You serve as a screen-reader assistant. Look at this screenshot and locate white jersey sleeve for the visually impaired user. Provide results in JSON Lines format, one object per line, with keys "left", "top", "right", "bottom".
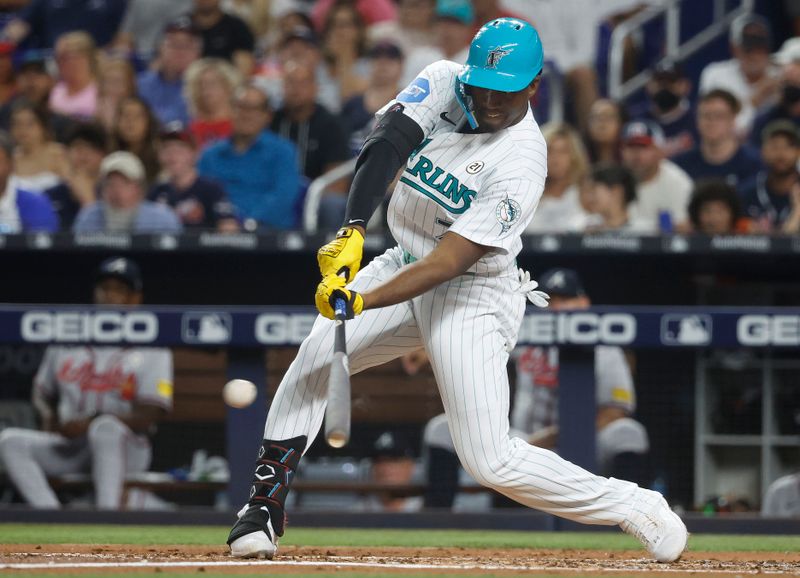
{"left": 377, "top": 60, "right": 464, "bottom": 138}
{"left": 449, "top": 171, "right": 543, "bottom": 254}
{"left": 32, "top": 346, "right": 59, "bottom": 400}
{"left": 594, "top": 346, "right": 635, "bottom": 413}
{"left": 132, "top": 348, "right": 174, "bottom": 411}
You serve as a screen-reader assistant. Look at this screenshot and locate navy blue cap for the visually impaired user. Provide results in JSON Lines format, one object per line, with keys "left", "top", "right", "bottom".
{"left": 95, "top": 257, "right": 143, "bottom": 292}
{"left": 538, "top": 268, "right": 585, "bottom": 298}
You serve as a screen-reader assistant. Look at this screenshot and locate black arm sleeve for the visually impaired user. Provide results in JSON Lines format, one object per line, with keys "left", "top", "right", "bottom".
{"left": 342, "top": 104, "right": 425, "bottom": 228}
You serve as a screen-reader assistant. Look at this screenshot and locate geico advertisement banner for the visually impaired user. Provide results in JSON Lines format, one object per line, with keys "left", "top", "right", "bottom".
{"left": 3, "top": 307, "right": 800, "bottom": 347}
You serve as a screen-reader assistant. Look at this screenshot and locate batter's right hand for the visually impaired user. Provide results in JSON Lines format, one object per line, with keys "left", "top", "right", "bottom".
{"left": 317, "top": 227, "right": 364, "bottom": 283}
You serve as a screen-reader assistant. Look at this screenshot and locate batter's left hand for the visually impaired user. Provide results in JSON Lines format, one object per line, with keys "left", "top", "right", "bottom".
{"left": 315, "top": 276, "right": 364, "bottom": 320}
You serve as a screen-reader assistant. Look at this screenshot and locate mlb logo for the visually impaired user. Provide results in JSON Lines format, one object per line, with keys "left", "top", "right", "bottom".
{"left": 182, "top": 313, "right": 232, "bottom": 344}
{"left": 660, "top": 314, "right": 712, "bottom": 346}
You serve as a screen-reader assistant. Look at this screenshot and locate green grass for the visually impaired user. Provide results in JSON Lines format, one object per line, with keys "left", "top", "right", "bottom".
{"left": 0, "top": 524, "right": 798, "bottom": 552}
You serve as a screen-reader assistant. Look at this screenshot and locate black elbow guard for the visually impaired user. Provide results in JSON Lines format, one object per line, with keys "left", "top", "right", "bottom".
{"left": 363, "top": 104, "right": 424, "bottom": 162}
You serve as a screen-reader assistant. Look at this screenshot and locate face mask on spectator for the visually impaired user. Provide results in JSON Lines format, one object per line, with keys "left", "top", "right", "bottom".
{"left": 782, "top": 84, "right": 800, "bottom": 106}
{"left": 652, "top": 88, "right": 680, "bottom": 112}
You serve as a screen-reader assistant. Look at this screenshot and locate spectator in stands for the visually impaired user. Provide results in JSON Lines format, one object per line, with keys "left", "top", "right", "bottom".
{"left": 74, "top": 151, "right": 181, "bottom": 233}
{"left": 510, "top": 0, "right": 605, "bottom": 133}
{"left": 341, "top": 41, "right": 404, "bottom": 156}
{"left": 267, "top": 26, "right": 340, "bottom": 115}
{"left": 321, "top": 1, "right": 370, "bottom": 109}
{"left": 0, "top": 51, "right": 74, "bottom": 143}
{"left": 198, "top": 83, "right": 300, "bottom": 230}
{"left": 750, "top": 38, "right": 800, "bottom": 148}
{"left": 1, "top": 0, "right": 127, "bottom": 49}
{"left": 137, "top": 17, "right": 202, "bottom": 128}
{"left": 0, "top": 256, "right": 174, "bottom": 510}
{"left": 782, "top": 186, "right": 800, "bottom": 235}
{"left": 271, "top": 60, "right": 350, "bottom": 226}
{"left": 273, "top": 59, "right": 351, "bottom": 181}
{"left": 621, "top": 120, "right": 693, "bottom": 232}
{"left": 402, "top": 0, "right": 473, "bottom": 86}
{"left": 526, "top": 123, "right": 590, "bottom": 233}
{"left": 0, "top": 131, "right": 58, "bottom": 233}
{"left": 111, "top": 96, "right": 162, "bottom": 186}
{"left": 10, "top": 100, "right": 66, "bottom": 194}
{"left": 582, "top": 163, "right": 648, "bottom": 232}
{"left": 739, "top": 120, "right": 800, "bottom": 233}
{"left": 687, "top": 180, "right": 748, "bottom": 236}
{"left": 313, "top": 0, "right": 397, "bottom": 32}
{"left": 113, "top": 0, "right": 194, "bottom": 61}
{"left": 585, "top": 98, "right": 626, "bottom": 164}
{"left": 698, "top": 14, "right": 780, "bottom": 136}
{"left": 150, "top": 121, "right": 238, "bottom": 231}
{"left": 0, "top": 42, "right": 16, "bottom": 107}
{"left": 192, "top": 0, "right": 255, "bottom": 76}
{"left": 95, "top": 58, "right": 137, "bottom": 133}
{"left": 223, "top": 0, "right": 274, "bottom": 45}
{"left": 45, "top": 123, "right": 106, "bottom": 229}
{"left": 630, "top": 60, "right": 695, "bottom": 158}
{"left": 184, "top": 58, "right": 242, "bottom": 148}
{"left": 48, "top": 32, "right": 100, "bottom": 121}
{"left": 674, "top": 90, "right": 762, "bottom": 189}
{"left": 371, "top": 0, "right": 438, "bottom": 63}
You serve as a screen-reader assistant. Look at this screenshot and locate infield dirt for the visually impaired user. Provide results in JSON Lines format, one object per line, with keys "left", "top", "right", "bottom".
{"left": 1, "top": 544, "right": 799, "bottom": 576}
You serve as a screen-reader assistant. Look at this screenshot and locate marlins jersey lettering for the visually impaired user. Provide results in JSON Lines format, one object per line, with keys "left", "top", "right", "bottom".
{"left": 33, "top": 346, "right": 174, "bottom": 422}
{"left": 382, "top": 60, "right": 547, "bottom": 275}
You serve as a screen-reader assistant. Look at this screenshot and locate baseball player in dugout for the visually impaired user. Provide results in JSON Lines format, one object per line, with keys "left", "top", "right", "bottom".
{"left": 0, "top": 257, "right": 174, "bottom": 510}
{"left": 229, "top": 19, "right": 688, "bottom": 562}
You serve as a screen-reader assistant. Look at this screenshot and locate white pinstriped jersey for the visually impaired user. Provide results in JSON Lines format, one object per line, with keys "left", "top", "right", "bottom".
{"left": 381, "top": 60, "right": 547, "bottom": 276}
{"left": 33, "top": 346, "right": 174, "bottom": 422}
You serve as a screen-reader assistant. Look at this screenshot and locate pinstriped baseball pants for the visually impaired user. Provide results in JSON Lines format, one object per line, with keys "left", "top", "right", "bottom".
{"left": 265, "top": 247, "right": 638, "bottom": 525}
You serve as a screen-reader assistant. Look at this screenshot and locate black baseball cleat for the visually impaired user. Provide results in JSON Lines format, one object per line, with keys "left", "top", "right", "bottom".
{"left": 228, "top": 504, "right": 278, "bottom": 559}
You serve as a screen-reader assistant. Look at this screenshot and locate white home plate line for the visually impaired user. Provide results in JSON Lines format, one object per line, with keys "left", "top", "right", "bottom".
{"left": 0, "top": 559, "right": 790, "bottom": 574}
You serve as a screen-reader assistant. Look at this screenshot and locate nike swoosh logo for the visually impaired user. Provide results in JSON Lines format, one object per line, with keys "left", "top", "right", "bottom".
{"left": 440, "top": 112, "right": 456, "bottom": 126}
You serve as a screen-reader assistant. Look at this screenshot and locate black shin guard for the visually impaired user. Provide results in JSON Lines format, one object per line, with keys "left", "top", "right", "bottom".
{"left": 227, "top": 435, "right": 306, "bottom": 545}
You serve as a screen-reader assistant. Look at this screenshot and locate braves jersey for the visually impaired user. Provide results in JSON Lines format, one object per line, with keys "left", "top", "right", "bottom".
{"left": 33, "top": 346, "right": 174, "bottom": 423}
{"left": 511, "top": 345, "right": 635, "bottom": 433}
{"left": 382, "top": 60, "right": 547, "bottom": 276}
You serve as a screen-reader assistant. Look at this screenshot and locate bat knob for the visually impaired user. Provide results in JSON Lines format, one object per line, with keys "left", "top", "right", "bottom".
{"left": 326, "top": 432, "right": 348, "bottom": 448}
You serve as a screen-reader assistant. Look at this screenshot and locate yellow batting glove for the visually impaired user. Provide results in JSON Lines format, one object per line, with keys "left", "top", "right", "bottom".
{"left": 317, "top": 227, "right": 364, "bottom": 282}
{"left": 315, "top": 276, "right": 364, "bottom": 320}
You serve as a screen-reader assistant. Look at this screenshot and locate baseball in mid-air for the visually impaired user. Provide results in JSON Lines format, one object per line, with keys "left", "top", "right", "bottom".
{"left": 223, "top": 379, "right": 257, "bottom": 408}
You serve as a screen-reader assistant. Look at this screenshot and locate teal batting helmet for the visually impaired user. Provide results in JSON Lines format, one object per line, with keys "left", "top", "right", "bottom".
{"left": 456, "top": 18, "right": 544, "bottom": 128}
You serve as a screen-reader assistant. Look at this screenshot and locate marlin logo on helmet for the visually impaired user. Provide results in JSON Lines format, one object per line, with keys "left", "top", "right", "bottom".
{"left": 486, "top": 46, "right": 512, "bottom": 69}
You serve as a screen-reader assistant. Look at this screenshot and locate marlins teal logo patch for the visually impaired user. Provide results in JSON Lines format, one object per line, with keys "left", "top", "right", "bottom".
{"left": 486, "top": 47, "right": 512, "bottom": 69}
{"left": 496, "top": 197, "right": 521, "bottom": 233}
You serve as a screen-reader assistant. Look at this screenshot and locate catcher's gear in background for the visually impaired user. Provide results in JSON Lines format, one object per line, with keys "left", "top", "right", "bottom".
{"left": 315, "top": 276, "right": 363, "bottom": 320}
{"left": 317, "top": 227, "right": 364, "bottom": 282}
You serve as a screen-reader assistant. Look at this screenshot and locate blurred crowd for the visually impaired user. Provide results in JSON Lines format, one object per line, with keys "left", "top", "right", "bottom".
{"left": 0, "top": 0, "right": 799, "bottom": 236}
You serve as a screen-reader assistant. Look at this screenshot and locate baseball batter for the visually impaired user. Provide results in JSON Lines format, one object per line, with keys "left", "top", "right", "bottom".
{"left": 228, "top": 19, "right": 687, "bottom": 562}
{"left": 0, "top": 257, "right": 173, "bottom": 510}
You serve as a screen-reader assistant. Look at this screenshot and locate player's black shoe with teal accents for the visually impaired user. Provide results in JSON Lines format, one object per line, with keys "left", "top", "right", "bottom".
{"left": 621, "top": 488, "right": 688, "bottom": 562}
{"left": 227, "top": 435, "right": 306, "bottom": 559}
{"left": 228, "top": 503, "right": 278, "bottom": 559}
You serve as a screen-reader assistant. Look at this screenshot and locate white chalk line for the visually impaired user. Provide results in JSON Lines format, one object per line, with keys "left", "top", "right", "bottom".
{"left": 0, "top": 558, "right": 794, "bottom": 574}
